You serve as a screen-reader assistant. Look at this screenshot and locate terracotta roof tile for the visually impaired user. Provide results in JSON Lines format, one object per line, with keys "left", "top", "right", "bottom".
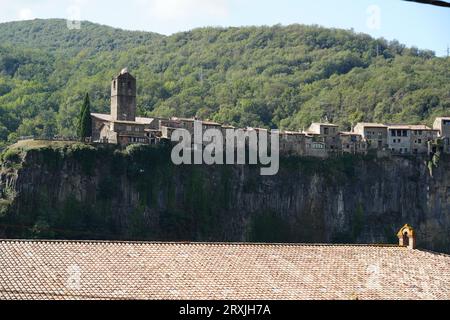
{"left": 90, "top": 113, "right": 154, "bottom": 125}
{"left": 387, "top": 124, "right": 434, "bottom": 130}
{"left": 355, "top": 123, "right": 387, "bottom": 128}
{"left": 1, "top": 240, "right": 449, "bottom": 300}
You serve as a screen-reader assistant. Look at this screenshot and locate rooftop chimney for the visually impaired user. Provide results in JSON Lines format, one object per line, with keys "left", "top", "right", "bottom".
{"left": 397, "top": 224, "right": 416, "bottom": 249}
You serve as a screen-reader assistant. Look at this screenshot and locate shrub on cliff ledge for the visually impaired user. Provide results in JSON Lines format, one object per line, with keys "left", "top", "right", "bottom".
{"left": 0, "top": 199, "right": 12, "bottom": 216}
{"left": 124, "top": 143, "right": 172, "bottom": 165}
{"left": 1, "top": 148, "right": 22, "bottom": 164}
{"left": 65, "top": 143, "right": 97, "bottom": 174}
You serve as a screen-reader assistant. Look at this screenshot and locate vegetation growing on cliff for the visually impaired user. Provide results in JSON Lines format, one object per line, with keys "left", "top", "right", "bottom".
{"left": 0, "top": 141, "right": 449, "bottom": 252}
{"left": 0, "top": 19, "right": 449, "bottom": 150}
{"left": 0, "top": 141, "right": 356, "bottom": 241}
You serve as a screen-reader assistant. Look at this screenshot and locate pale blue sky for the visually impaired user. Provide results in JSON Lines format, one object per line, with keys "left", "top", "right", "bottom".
{"left": 0, "top": 0, "right": 449, "bottom": 56}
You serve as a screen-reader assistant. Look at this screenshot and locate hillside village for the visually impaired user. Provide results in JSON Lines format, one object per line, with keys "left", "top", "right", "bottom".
{"left": 91, "top": 69, "right": 450, "bottom": 158}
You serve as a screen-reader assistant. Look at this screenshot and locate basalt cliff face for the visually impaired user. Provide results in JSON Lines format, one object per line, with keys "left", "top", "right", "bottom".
{"left": 0, "top": 143, "right": 449, "bottom": 253}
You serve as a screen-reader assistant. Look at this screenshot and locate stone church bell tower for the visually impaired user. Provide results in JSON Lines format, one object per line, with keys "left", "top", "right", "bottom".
{"left": 111, "top": 68, "right": 136, "bottom": 121}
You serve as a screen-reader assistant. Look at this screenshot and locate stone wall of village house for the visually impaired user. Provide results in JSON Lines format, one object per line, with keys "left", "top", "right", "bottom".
{"left": 411, "top": 130, "right": 437, "bottom": 154}
{"left": 388, "top": 129, "right": 412, "bottom": 154}
{"left": 362, "top": 128, "right": 388, "bottom": 150}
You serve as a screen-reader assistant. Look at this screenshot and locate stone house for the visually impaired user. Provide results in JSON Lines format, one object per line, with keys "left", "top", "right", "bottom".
{"left": 340, "top": 132, "right": 367, "bottom": 154}
{"left": 304, "top": 134, "right": 328, "bottom": 158}
{"left": 353, "top": 123, "right": 388, "bottom": 151}
{"left": 433, "top": 117, "right": 450, "bottom": 153}
{"left": 410, "top": 125, "right": 439, "bottom": 154}
{"left": 279, "top": 131, "right": 307, "bottom": 156}
{"left": 387, "top": 124, "right": 438, "bottom": 154}
{"left": 434, "top": 117, "right": 450, "bottom": 137}
{"left": 160, "top": 117, "right": 222, "bottom": 140}
{"left": 305, "top": 123, "right": 340, "bottom": 152}
{"left": 387, "top": 125, "right": 412, "bottom": 154}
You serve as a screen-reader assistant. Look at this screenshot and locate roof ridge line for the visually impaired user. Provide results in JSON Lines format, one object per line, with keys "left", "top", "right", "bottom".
{"left": 0, "top": 239, "right": 403, "bottom": 247}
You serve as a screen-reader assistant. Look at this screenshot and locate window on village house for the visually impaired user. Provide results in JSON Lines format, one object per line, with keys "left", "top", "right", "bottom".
{"left": 324, "top": 128, "right": 329, "bottom": 135}
{"left": 391, "top": 130, "right": 396, "bottom": 136}
{"left": 126, "top": 126, "right": 132, "bottom": 131}
{"left": 418, "top": 139, "right": 422, "bottom": 144}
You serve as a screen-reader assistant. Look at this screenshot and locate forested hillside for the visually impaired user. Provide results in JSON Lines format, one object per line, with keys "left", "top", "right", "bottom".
{"left": 0, "top": 19, "right": 449, "bottom": 149}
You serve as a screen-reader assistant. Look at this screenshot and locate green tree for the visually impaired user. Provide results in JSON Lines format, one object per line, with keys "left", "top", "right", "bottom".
{"left": 77, "top": 93, "right": 92, "bottom": 140}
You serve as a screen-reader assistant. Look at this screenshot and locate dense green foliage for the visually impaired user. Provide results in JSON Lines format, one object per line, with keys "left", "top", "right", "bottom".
{"left": 0, "top": 19, "right": 449, "bottom": 150}
{"left": 77, "top": 93, "right": 92, "bottom": 139}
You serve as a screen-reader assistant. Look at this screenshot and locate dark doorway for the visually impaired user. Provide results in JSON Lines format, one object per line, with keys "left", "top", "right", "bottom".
{"left": 403, "top": 231, "right": 409, "bottom": 247}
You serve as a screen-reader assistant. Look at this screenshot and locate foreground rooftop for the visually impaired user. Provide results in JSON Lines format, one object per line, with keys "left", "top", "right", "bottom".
{"left": 1, "top": 240, "right": 449, "bottom": 300}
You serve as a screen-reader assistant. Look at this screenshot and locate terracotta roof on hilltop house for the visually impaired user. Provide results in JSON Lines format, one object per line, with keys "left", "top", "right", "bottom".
{"left": 387, "top": 124, "right": 434, "bottom": 130}
{"left": 354, "top": 123, "right": 387, "bottom": 128}
{"left": 281, "top": 130, "right": 305, "bottom": 135}
{"left": 90, "top": 113, "right": 154, "bottom": 125}
{"left": 1, "top": 240, "right": 450, "bottom": 300}
{"left": 170, "top": 117, "right": 221, "bottom": 126}
{"left": 309, "top": 122, "right": 339, "bottom": 126}
{"left": 221, "top": 125, "right": 235, "bottom": 129}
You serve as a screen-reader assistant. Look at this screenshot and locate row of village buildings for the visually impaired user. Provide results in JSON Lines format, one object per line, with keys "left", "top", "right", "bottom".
{"left": 92, "top": 112, "right": 450, "bottom": 157}
{"left": 91, "top": 69, "right": 450, "bottom": 158}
